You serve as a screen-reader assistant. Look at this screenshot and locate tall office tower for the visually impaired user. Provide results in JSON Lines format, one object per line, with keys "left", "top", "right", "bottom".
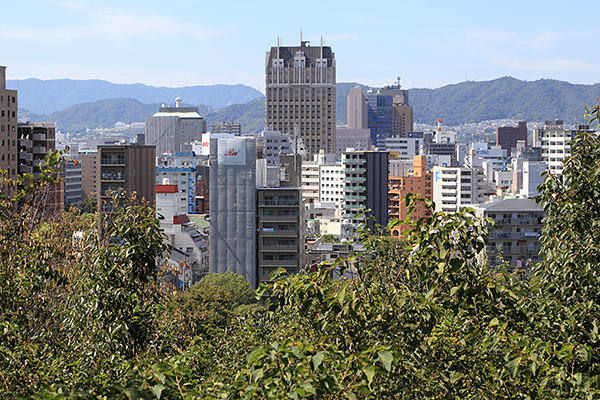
{"left": 265, "top": 37, "right": 336, "bottom": 158}
{"left": 496, "top": 122, "right": 527, "bottom": 156}
{"left": 210, "top": 120, "right": 242, "bottom": 135}
{"left": 392, "top": 97, "right": 413, "bottom": 137}
{"left": 0, "top": 66, "right": 18, "bottom": 179}
{"left": 388, "top": 155, "right": 432, "bottom": 236}
{"left": 341, "top": 150, "right": 389, "bottom": 239}
{"left": 361, "top": 79, "right": 413, "bottom": 148}
{"left": 366, "top": 93, "right": 393, "bottom": 148}
{"left": 97, "top": 144, "right": 156, "bottom": 212}
{"left": 145, "top": 98, "right": 207, "bottom": 157}
{"left": 209, "top": 137, "right": 257, "bottom": 287}
{"left": 347, "top": 87, "right": 367, "bottom": 129}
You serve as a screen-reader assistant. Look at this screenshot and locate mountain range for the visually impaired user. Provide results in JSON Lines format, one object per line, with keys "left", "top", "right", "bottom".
{"left": 7, "top": 78, "right": 264, "bottom": 114}
{"left": 14, "top": 77, "right": 600, "bottom": 135}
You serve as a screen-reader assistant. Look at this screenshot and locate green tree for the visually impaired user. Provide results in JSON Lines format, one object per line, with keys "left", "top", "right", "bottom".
{"left": 75, "top": 194, "right": 97, "bottom": 214}
{"left": 320, "top": 234, "right": 339, "bottom": 244}
{"left": 194, "top": 271, "right": 257, "bottom": 309}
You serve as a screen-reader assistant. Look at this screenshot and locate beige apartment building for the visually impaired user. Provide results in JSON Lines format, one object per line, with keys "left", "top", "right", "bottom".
{"left": 0, "top": 66, "right": 18, "bottom": 178}
{"left": 265, "top": 38, "right": 336, "bottom": 157}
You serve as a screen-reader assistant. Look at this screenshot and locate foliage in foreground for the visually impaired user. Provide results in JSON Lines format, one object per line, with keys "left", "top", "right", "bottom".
{"left": 2, "top": 106, "right": 600, "bottom": 398}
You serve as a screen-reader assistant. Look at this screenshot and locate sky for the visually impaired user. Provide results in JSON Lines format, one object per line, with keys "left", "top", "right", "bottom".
{"left": 1, "top": 0, "right": 600, "bottom": 92}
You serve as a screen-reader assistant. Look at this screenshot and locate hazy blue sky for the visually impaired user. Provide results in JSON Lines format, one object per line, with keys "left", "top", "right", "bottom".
{"left": 2, "top": 0, "right": 599, "bottom": 92}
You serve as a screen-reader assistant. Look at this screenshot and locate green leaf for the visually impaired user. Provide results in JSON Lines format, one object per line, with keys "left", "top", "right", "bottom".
{"left": 378, "top": 350, "right": 393, "bottom": 372}
{"left": 363, "top": 365, "right": 375, "bottom": 384}
{"left": 312, "top": 352, "right": 324, "bottom": 371}
{"left": 507, "top": 356, "right": 521, "bottom": 378}
{"left": 151, "top": 384, "right": 165, "bottom": 399}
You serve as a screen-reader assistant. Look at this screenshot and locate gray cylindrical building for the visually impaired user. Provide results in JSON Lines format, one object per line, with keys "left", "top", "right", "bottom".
{"left": 209, "top": 137, "right": 257, "bottom": 288}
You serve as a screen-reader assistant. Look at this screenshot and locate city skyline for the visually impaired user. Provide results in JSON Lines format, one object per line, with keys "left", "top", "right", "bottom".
{"left": 1, "top": 1, "right": 599, "bottom": 92}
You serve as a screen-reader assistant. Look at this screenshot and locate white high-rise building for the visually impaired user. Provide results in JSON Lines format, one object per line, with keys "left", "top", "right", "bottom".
{"left": 533, "top": 120, "right": 593, "bottom": 175}
{"left": 432, "top": 165, "right": 490, "bottom": 213}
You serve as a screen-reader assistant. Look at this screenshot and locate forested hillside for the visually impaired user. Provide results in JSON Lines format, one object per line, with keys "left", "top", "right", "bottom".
{"left": 17, "top": 77, "right": 600, "bottom": 135}
{"left": 7, "top": 78, "right": 263, "bottom": 114}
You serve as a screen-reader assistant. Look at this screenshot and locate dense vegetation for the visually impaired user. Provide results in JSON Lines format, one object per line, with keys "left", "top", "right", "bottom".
{"left": 2, "top": 106, "right": 600, "bottom": 398}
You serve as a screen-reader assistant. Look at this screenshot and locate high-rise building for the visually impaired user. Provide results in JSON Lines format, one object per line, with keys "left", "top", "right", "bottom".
{"left": 341, "top": 151, "right": 389, "bottom": 238}
{"left": 97, "top": 144, "right": 156, "bottom": 212}
{"left": 0, "top": 66, "right": 18, "bottom": 179}
{"left": 17, "top": 122, "right": 64, "bottom": 212}
{"left": 209, "top": 137, "right": 257, "bottom": 286}
{"left": 79, "top": 151, "right": 98, "bottom": 201}
{"left": 145, "top": 98, "right": 206, "bottom": 157}
{"left": 432, "top": 164, "right": 489, "bottom": 213}
{"left": 533, "top": 120, "right": 592, "bottom": 175}
{"left": 256, "top": 154, "right": 305, "bottom": 287}
{"left": 354, "top": 79, "right": 413, "bottom": 148}
{"left": 388, "top": 155, "right": 432, "bottom": 236}
{"left": 265, "top": 37, "right": 336, "bottom": 157}
{"left": 496, "top": 122, "right": 527, "bottom": 157}
{"left": 347, "top": 87, "right": 367, "bottom": 129}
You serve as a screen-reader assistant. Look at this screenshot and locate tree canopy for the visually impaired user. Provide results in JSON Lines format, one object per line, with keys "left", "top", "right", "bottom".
{"left": 2, "top": 105, "right": 600, "bottom": 399}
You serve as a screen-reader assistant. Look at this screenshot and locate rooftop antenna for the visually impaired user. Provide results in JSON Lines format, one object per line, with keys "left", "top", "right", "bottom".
{"left": 300, "top": 28, "right": 302, "bottom": 44}
{"left": 277, "top": 36, "right": 280, "bottom": 59}
{"left": 321, "top": 36, "right": 324, "bottom": 58}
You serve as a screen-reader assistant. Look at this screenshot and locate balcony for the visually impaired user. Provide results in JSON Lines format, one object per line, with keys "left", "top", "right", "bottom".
{"left": 259, "top": 258, "right": 298, "bottom": 267}
{"left": 101, "top": 157, "right": 125, "bottom": 165}
{"left": 258, "top": 200, "right": 300, "bottom": 206}
{"left": 260, "top": 245, "right": 299, "bottom": 252}
{"left": 344, "top": 167, "right": 366, "bottom": 173}
{"left": 345, "top": 177, "right": 366, "bottom": 182}
{"left": 344, "top": 204, "right": 364, "bottom": 210}
{"left": 344, "top": 195, "right": 365, "bottom": 201}
{"left": 344, "top": 186, "right": 364, "bottom": 192}
{"left": 19, "top": 165, "right": 33, "bottom": 174}
{"left": 486, "top": 246, "right": 541, "bottom": 255}
{"left": 33, "top": 147, "right": 46, "bottom": 154}
{"left": 32, "top": 133, "right": 46, "bottom": 141}
{"left": 20, "top": 139, "right": 32, "bottom": 148}
{"left": 101, "top": 171, "right": 125, "bottom": 181}
{"left": 260, "top": 229, "right": 297, "bottom": 237}
{"left": 19, "top": 152, "right": 33, "bottom": 161}
{"left": 260, "top": 215, "right": 297, "bottom": 222}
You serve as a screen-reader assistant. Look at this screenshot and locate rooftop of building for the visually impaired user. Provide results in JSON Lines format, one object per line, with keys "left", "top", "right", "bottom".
{"left": 152, "top": 111, "right": 204, "bottom": 119}
{"left": 473, "top": 197, "right": 542, "bottom": 212}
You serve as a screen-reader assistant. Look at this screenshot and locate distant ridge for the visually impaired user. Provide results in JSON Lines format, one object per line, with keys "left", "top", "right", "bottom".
{"left": 6, "top": 78, "right": 264, "bottom": 115}
{"left": 16, "top": 77, "right": 600, "bottom": 136}
{"left": 336, "top": 77, "right": 600, "bottom": 126}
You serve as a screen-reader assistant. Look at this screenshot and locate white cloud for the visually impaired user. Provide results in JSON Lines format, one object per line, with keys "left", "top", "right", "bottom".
{"left": 0, "top": 2, "right": 221, "bottom": 42}
{"left": 500, "top": 58, "right": 600, "bottom": 72}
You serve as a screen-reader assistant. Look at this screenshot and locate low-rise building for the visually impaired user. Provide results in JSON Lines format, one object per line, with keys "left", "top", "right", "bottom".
{"left": 472, "top": 198, "right": 543, "bottom": 269}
